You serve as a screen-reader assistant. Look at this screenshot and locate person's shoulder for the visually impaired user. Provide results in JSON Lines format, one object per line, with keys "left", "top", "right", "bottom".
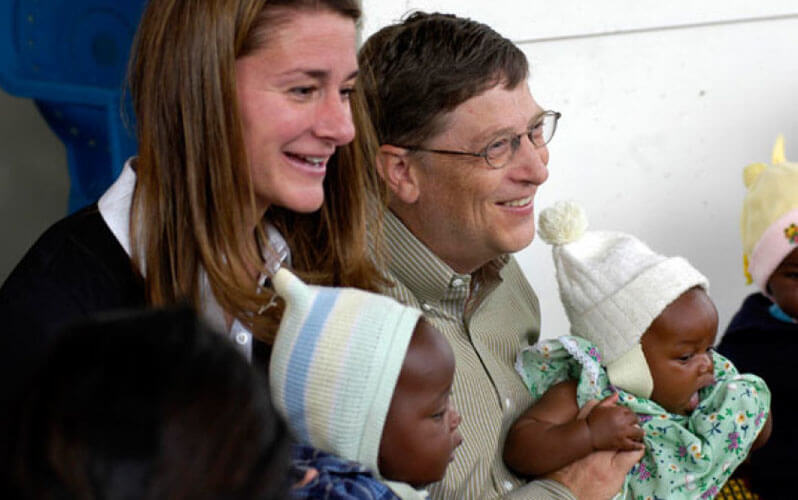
{"left": 38, "top": 204, "right": 125, "bottom": 262}
{"left": 3, "top": 204, "right": 133, "bottom": 287}
{"left": 0, "top": 204, "right": 143, "bottom": 331}
{"left": 5, "top": 205, "right": 111, "bottom": 273}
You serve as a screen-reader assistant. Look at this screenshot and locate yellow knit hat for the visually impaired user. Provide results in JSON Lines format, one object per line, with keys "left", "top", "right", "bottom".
{"left": 741, "top": 136, "right": 798, "bottom": 292}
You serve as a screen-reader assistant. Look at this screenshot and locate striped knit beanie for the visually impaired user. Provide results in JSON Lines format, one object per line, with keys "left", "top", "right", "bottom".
{"left": 537, "top": 201, "right": 708, "bottom": 398}
{"left": 741, "top": 135, "right": 798, "bottom": 294}
{"left": 268, "top": 268, "right": 422, "bottom": 475}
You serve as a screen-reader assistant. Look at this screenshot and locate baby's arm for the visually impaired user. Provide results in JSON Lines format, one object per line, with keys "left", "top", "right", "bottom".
{"left": 504, "top": 380, "right": 644, "bottom": 477}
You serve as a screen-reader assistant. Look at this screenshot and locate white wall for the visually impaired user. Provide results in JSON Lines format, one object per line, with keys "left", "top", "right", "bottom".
{"left": 360, "top": 1, "right": 798, "bottom": 340}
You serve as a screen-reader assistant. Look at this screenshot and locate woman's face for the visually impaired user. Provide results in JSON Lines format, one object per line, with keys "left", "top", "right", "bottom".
{"left": 235, "top": 9, "right": 357, "bottom": 215}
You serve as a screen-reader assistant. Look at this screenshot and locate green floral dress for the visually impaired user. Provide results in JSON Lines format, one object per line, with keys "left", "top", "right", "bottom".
{"left": 515, "top": 336, "right": 771, "bottom": 500}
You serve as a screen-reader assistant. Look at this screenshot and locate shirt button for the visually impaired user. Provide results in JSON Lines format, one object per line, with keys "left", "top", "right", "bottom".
{"left": 504, "top": 397, "right": 512, "bottom": 410}
{"left": 451, "top": 278, "right": 465, "bottom": 287}
{"left": 235, "top": 332, "right": 250, "bottom": 345}
{"left": 503, "top": 480, "right": 514, "bottom": 492}
{"left": 421, "top": 303, "right": 432, "bottom": 311}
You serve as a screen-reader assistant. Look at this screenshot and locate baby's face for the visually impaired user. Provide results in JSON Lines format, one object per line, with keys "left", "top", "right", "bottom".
{"left": 641, "top": 287, "right": 718, "bottom": 415}
{"left": 768, "top": 246, "right": 798, "bottom": 318}
{"left": 378, "top": 319, "right": 463, "bottom": 487}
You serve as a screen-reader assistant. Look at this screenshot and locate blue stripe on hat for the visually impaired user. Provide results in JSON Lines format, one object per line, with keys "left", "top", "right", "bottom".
{"left": 282, "top": 287, "right": 340, "bottom": 443}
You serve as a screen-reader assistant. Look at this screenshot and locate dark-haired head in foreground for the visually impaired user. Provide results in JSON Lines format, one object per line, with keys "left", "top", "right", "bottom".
{"left": 8, "top": 307, "right": 289, "bottom": 499}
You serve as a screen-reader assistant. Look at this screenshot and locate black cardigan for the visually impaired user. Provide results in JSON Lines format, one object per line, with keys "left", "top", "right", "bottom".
{"left": 1, "top": 204, "right": 146, "bottom": 401}
{"left": 0, "top": 204, "right": 144, "bottom": 483}
{"left": 0, "top": 205, "right": 271, "bottom": 473}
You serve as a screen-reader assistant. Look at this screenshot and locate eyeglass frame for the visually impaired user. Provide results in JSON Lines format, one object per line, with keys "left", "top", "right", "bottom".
{"left": 394, "top": 110, "right": 561, "bottom": 169}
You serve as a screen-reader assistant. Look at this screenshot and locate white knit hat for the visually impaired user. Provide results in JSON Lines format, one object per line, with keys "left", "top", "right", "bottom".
{"left": 537, "top": 201, "right": 709, "bottom": 398}
{"left": 268, "top": 268, "right": 422, "bottom": 476}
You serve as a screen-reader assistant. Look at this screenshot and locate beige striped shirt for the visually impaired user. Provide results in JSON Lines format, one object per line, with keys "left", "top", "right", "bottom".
{"left": 378, "top": 211, "right": 576, "bottom": 500}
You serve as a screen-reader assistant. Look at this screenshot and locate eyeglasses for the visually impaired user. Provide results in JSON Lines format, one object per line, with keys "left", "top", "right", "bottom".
{"left": 397, "top": 110, "right": 561, "bottom": 169}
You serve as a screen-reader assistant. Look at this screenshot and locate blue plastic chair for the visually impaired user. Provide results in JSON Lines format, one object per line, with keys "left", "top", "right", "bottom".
{"left": 0, "top": 0, "right": 146, "bottom": 212}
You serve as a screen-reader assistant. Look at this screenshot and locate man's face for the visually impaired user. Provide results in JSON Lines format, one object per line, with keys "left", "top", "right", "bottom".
{"left": 401, "top": 83, "right": 549, "bottom": 273}
{"left": 641, "top": 288, "right": 718, "bottom": 415}
{"left": 768, "top": 246, "right": 798, "bottom": 318}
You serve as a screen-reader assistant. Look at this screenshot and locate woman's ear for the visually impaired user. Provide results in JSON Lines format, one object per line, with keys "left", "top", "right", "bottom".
{"left": 376, "top": 144, "right": 420, "bottom": 204}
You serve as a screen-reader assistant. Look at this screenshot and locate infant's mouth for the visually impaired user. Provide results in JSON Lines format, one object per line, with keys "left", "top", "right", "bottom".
{"left": 687, "top": 392, "right": 700, "bottom": 412}
{"left": 686, "top": 376, "right": 716, "bottom": 413}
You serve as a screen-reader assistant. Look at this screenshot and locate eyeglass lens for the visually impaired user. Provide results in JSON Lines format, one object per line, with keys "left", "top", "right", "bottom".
{"left": 485, "top": 112, "right": 558, "bottom": 168}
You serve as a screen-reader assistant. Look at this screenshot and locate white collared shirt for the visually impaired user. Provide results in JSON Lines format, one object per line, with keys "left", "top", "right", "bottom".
{"left": 98, "top": 158, "right": 289, "bottom": 361}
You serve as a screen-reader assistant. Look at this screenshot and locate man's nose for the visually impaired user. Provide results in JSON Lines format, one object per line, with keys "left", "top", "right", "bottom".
{"left": 510, "top": 135, "right": 549, "bottom": 185}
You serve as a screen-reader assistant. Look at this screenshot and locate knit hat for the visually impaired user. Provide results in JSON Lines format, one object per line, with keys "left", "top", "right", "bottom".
{"left": 268, "top": 268, "right": 422, "bottom": 476}
{"left": 741, "top": 135, "right": 798, "bottom": 294}
{"left": 537, "top": 201, "right": 709, "bottom": 398}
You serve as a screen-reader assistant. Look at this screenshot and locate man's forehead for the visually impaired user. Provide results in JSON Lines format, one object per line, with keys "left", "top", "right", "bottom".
{"left": 435, "top": 83, "right": 543, "bottom": 145}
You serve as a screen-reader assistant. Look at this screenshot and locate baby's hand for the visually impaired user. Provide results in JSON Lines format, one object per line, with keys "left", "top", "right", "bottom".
{"left": 585, "top": 393, "right": 645, "bottom": 451}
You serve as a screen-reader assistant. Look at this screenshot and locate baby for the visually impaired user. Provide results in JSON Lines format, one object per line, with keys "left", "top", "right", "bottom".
{"left": 718, "top": 135, "right": 798, "bottom": 498}
{"left": 269, "top": 269, "right": 463, "bottom": 500}
{"left": 504, "top": 201, "right": 772, "bottom": 500}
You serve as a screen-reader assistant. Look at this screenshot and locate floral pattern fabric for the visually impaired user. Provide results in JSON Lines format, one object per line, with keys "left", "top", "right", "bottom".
{"left": 516, "top": 336, "right": 771, "bottom": 500}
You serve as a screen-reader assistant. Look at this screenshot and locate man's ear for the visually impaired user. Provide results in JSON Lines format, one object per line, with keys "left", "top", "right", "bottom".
{"left": 376, "top": 144, "right": 420, "bottom": 204}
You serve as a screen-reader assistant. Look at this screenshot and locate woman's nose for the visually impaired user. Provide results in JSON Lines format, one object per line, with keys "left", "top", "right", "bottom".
{"left": 314, "top": 92, "right": 355, "bottom": 145}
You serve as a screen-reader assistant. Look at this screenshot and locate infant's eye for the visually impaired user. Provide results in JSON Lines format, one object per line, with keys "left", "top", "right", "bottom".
{"left": 677, "top": 353, "right": 693, "bottom": 362}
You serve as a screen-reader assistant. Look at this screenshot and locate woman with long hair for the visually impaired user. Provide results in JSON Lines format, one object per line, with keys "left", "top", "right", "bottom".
{"left": 0, "top": 0, "right": 382, "bottom": 446}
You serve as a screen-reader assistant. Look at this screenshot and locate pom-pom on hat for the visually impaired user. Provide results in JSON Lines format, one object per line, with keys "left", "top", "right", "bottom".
{"left": 741, "top": 135, "right": 798, "bottom": 294}
{"left": 268, "top": 268, "right": 422, "bottom": 476}
{"left": 538, "top": 201, "right": 709, "bottom": 398}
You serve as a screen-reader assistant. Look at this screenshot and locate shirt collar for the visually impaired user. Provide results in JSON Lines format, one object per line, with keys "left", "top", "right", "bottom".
{"left": 97, "top": 158, "right": 290, "bottom": 360}
{"left": 98, "top": 158, "right": 137, "bottom": 258}
{"left": 769, "top": 302, "right": 798, "bottom": 324}
{"left": 382, "top": 209, "right": 508, "bottom": 306}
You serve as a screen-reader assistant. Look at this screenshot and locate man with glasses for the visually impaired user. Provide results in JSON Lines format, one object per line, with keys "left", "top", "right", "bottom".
{"left": 358, "top": 12, "right": 642, "bottom": 500}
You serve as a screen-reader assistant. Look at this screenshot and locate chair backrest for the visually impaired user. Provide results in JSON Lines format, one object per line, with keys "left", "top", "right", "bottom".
{"left": 0, "top": 0, "right": 146, "bottom": 212}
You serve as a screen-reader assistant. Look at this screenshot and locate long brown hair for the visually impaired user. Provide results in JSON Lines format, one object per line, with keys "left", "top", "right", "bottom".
{"left": 128, "top": 0, "right": 382, "bottom": 343}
